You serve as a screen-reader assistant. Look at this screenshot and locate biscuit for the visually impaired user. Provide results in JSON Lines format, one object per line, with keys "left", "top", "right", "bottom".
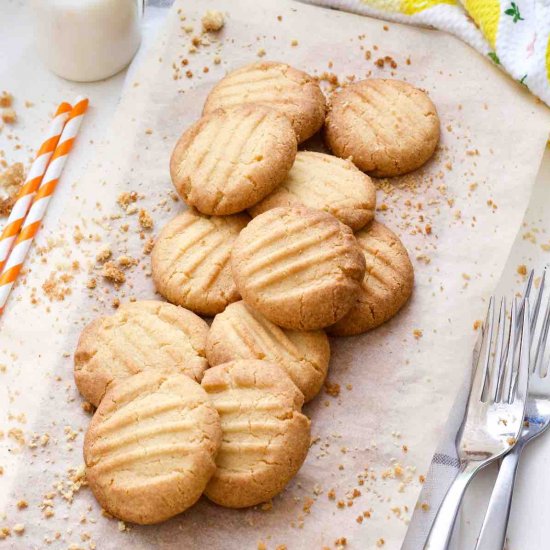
{"left": 231, "top": 206, "right": 366, "bottom": 331}
{"left": 151, "top": 209, "right": 249, "bottom": 316}
{"left": 328, "top": 221, "right": 414, "bottom": 336}
{"left": 206, "top": 301, "right": 330, "bottom": 402}
{"left": 84, "top": 371, "right": 221, "bottom": 524}
{"left": 249, "top": 151, "right": 376, "bottom": 231}
{"left": 203, "top": 61, "right": 326, "bottom": 143}
{"left": 170, "top": 104, "right": 297, "bottom": 215}
{"left": 325, "top": 79, "right": 440, "bottom": 177}
{"left": 201, "top": 360, "right": 310, "bottom": 508}
{"left": 74, "top": 300, "right": 209, "bottom": 407}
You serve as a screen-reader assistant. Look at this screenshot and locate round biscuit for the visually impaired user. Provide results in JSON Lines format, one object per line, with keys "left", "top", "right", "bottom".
{"left": 170, "top": 104, "right": 297, "bottom": 215}
{"left": 203, "top": 61, "right": 326, "bottom": 143}
{"left": 231, "top": 206, "right": 366, "bottom": 331}
{"left": 84, "top": 371, "right": 222, "bottom": 524}
{"left": 74, "top": 300, "right": 209, "bottom": 407}
{"left": 206, "top": 300, "right": 330, "bottom": 402}
{"left": 328, "top": 221, "right": 414, "bottom": 336}
{"left": 201, "top": 359, "right": 310, "bottom": 508}
{"left": 324, "top": 79, "right": 440, "bottom": 177}
{"left": 249, "top": 150, "right": 376, "bottom": 231}
{"left": 151, "top": 209, "right": 249, "bottom": 316}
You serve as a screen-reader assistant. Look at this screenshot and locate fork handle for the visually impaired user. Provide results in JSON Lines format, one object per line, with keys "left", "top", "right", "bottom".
{"left": 424, "top": 461, "right": 480, "bottom": 550}
{"left": 475, "top": 445, "right": 523, "bottom": 550}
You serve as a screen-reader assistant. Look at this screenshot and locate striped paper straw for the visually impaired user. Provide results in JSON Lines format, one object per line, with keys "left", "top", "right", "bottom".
{"left": 0, "top": 96, "right": 88, "bottom": 315}
{"left": 0, "top": 101, "right": 72, "bottom": 272}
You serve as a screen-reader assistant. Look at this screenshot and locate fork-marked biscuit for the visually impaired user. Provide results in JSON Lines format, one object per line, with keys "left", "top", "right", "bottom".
{"left": 328, "top": 221, "right": 414, "bottom": 336}
{"left": 231, "top": 206, "right": 366, "bottom": 331}
{"left": 170, "top": 104, "right": 297, "bottom": 215}
{"left": 249, "top": 151, "right": 377, "bottom": 231}
{"left": 74, "top": 300, "right": 209, "bottom": 407}
{"left": 207, "top": 300, "right": 330, "bottom": 402}
{"left": 151, "top": 209, "right": 249, "bottom": 316}
{"left": 325, "top": 79, "right": 440, "bottom": 177}
{"left": 203, "top": 61, "right": 326, "bottom": 143}
{"left": 84, "top": 371, "right": 221, "bottom": 524}
{"left": 201, "top": 360, "right": 310, "bottom": 508}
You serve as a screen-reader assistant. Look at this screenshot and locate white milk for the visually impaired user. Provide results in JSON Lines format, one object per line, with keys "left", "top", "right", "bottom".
{"left": 31, "top": 0, "right": 143, "bottom": 82}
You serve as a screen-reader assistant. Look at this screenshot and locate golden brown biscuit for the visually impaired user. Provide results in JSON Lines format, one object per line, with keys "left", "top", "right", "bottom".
{"left": 151, "top": 209, "right": 249, "bottom": 316}
{"left": 325, "top": 79, "right": 440, "bottom": 177}
{"left": 170, "top": 105, "right": 297, "bottom": 215}
{"left": 203, "top": 61, "right": 326, "bottom": 143}
{"left": 201, "top": 360, "right": 310, "bottom": 508}
{"left": 231, "top": 206, "right": 366, "bottom": 331}
{"left": 74, "top": 300, "right": 209, "bottom": 407}
{"left": 206, "top": 300, "right": 330, "bottom": 402}
{"left": 249, "top": 151, "right": 376, "bottom": 231}
{"left": 329, "top": 221, "right": 414, "bottom": 336}
{"left": 84, "top": 371, "right": 221, "bottom": 524}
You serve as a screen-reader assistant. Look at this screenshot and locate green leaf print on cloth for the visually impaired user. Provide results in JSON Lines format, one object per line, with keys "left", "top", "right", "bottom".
{"left": 504, "top": 2, "right": 524, "bottom": 23}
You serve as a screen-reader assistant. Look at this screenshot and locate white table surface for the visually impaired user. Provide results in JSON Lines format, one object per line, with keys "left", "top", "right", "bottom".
{"left": 1, "top": 1, "right": 549, "bottom": 549}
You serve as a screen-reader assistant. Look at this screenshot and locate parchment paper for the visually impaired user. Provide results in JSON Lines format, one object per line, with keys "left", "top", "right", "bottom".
{"left": 1, "top": 1, "right": 549, "bottom": 549}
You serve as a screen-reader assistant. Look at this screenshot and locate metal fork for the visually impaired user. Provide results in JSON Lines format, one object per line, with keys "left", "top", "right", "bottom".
{"left": 476, "top": 270, "right": 550, "bottom": 550}
{"left": 424, "top": 296, "right": 531, "bottom": 550}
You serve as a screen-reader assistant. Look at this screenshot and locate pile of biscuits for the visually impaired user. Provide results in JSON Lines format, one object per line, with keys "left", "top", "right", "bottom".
{"left": 74, "top": 61, "right": 439, "bottom": 525}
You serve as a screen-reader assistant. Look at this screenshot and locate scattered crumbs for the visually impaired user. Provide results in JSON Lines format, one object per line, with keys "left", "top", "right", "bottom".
{"left": 138, "top": 208, "right": 154, "bottom": 229}
{"left": 117, "top": 521, "right": 127, "bottom": 532}
{"left": 473, "top": 319, "right": 482, "bottom": 330}
{"left": 421, "top": 502, "right": 430, "bottom": 511}
{"left": 257, "top": 48, "right": 266, "bottom": 58}
{"left": 258, "top": 543, "right": 267, "bottom": 550}
{"left": 1, "top": 108, "right": 16, "bottom": 124}
{"left": 291, "top": 39, "right": 299, "bottom": 47}
{"left": 507, "top": 436, "right": 516, "bottom": 446}
{"left": 101, "top": 262, "right": 126, "bottom": 284}
{"left": 143, "top": 237, "right": 155, "bottom": 255}
{"left": 0, "top": 91, "right": 13, "bottom": 108}
{"left": 335, "top": 537, "right": 347, "bottom": 548}
{"left": 201, "top": 10, "right": 225, "bottom": 32}
{"left": 376, "top": 539, "right": 385, "bottom": 547}
{"left": 0, "top": 162, "right": 25, "bottom": 216}
{"left": 324, "top": 380, "right": 340, "bottom": 397}
{"left": 413, "top": 329, "right": 423, "bottom": 339}
{"left": 96, "top": 246, "right": 112, "bottom": 263}
{"left": 17, "top": 500, "right": 28, "bottom": 510}
{"left": 517, "top": 264, "right": 527, "bottom": 276}
{"left": 213, "top": 56, "right": 221, "bottom": 65}
{"left": 12, "top": 524, "right": 25, "bottom": 535}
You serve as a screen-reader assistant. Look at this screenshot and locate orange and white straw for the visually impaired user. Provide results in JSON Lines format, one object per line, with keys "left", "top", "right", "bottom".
{"left": 0, "top": 96, "right": 88, "bottom": 315}
{"left": 0, "top": 101, "right": 72, "bottom": 272}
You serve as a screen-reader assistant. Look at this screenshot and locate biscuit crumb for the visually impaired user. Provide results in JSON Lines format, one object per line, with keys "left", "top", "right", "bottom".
{"left": 201, "top": 10, "right": 224, "bottom": 32}
{"left": 324, "top": 380, "right": 340, "bottom": 397}
{"left": 17, "top": 500, "right": 28, "bottom": 510}
{"left": 0, "top": 91, "right": 13, "bottom": 108}
{"left": 101, "top": 262, "right": 126, "bottom": 284}
{"left": 138, "top": 209, "right": 154, "bottom": 229}
{"left": 0, "top": 162, "right": 25, "bottom": 216}
{"left": 12, "top": 524, "right": 25, "bottom": 535}
{"left": 291, "top": 39, "right": 299, "bottom": 47}
{"left": 413, "top": 329, "right": 423, "bottom": 339}
{"left": 421, "top": 502, "right": 430, "bottom": 511}
{"left": 96, "top": 246, "right": 112, "bottom": 263}
{"left": 517, "top": 264, "right": 527, "bottom": 276}
{"left": 1, "top": 108, "right": 16, "bottom": 124}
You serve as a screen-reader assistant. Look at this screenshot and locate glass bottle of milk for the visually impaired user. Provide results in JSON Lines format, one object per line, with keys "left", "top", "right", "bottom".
{"left": 31, "top": 0, "right": 144, "bottom": 82}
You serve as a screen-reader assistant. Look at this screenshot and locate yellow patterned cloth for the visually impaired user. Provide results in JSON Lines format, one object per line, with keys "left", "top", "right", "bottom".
{"left": 304, "top": 0, "right": 550, "bottom": 106}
